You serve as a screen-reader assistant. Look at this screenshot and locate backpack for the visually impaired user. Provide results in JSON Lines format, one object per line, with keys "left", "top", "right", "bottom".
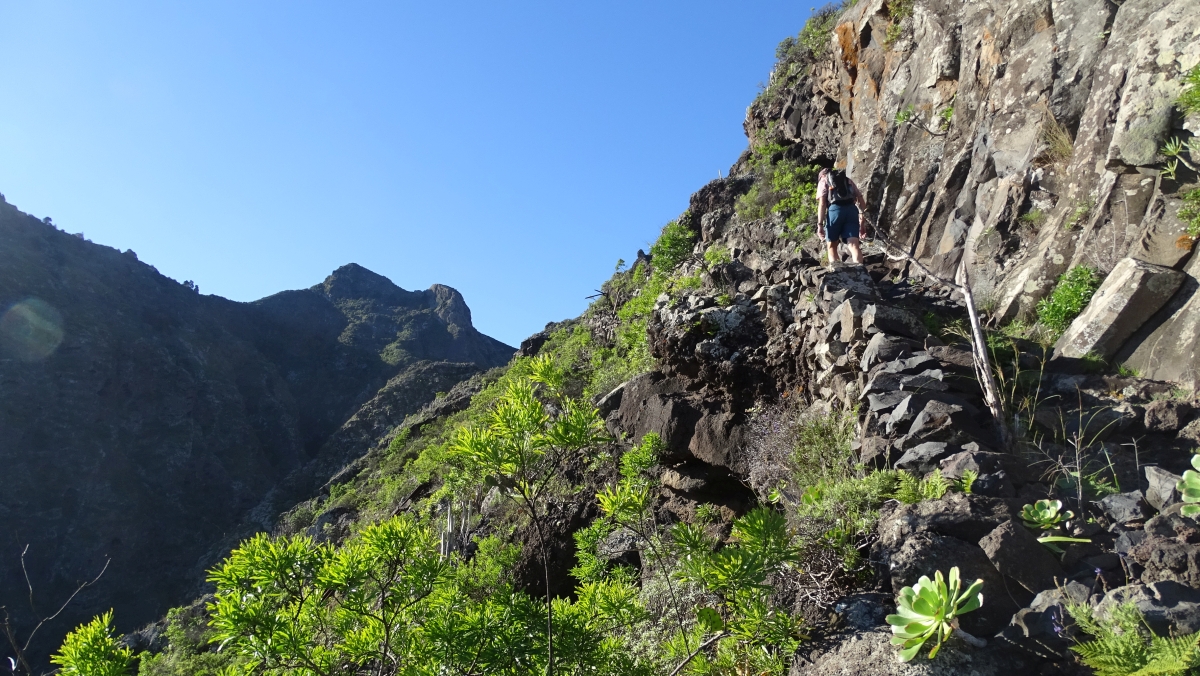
{"left": 827, "top": 169, "right": 855, "bottom": 204}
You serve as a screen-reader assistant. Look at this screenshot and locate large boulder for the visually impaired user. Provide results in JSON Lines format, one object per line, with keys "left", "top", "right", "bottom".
{"left": 1122, "top": 250, "right": 1200, "bottom": 391}
{"left": 1054, "top": 257, "right": 1185, "bottom": 361}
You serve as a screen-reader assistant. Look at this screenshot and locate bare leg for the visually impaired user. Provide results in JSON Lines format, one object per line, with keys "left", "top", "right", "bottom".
{"left": 846, "top": 238, "right": 864, "bottom": 264}
{"left": 826, "top": 241, "right": 840, "bottom": 265}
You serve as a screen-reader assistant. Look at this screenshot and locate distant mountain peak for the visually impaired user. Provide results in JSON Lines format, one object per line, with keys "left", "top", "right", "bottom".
{"left": 315, "top": 263, "right": 412, "bottom": 304}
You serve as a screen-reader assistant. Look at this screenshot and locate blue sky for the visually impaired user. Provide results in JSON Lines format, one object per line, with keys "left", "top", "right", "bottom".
{"left": 0, "top": 1, "right": 814, "bottom": 347}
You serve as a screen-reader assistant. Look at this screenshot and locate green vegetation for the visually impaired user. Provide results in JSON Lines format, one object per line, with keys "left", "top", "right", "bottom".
{"left": 1179, "top": 188, "right": 1200, "bottom": 239}
{"left": 886, "top": 567, "right": 983, "bottom": 662}
{"left": 1039, "top": 113, "right": 1074, "bottom": 165}
{"left": 883, "top": 0, "right": 913, "bottom": 49}
{"left": 892, "top": 469, "right": 951, "bottom": 504}
{"left": 1067, "top": 602, "right": 1200, "bottom": 676}
{"left": 789, "top": 406, "right": 857, "bottom": 489}
{"left": 136, "top": 606, "right": 236, "bottom": 676}
{"left": 1020, "top": 499, "right": 1072, "bottom": 530}
{"left": 1019, "top": 209, "right": 1047, "bottom": 229}
{"left": 703, "top": 244, "right": 732, "bottom": 269}
{"left": 758, "top": 3, "right": 846, "bottom": 108}
{"left": 1179, "top": 64, "right": 1200, "bottom": 116}
{"left": 207, "top": 515, "right": 650, "bottom": 676}
{"left": 736, "top": 143, "right": 821, "bottom": 237}
{"left": 793, "top": 470, "right": 898, "bottom": 571}
{"left": 1063, "top": 198, "right": 1094, "bottom": 230}
{"left": 1159, "top": 137, "right": 1199, "bottom": 181}
{"left": 1036, "top": 265, "right": 1103, "bottom": 337}
{"left": 52, "top": 611, "right": 133, "bottom": 676}
{"left": 773, "top": 3, "right": 845, "bottom": 67}
{"left": 1177, "top": 454, "right": 1200, "bottom": 518}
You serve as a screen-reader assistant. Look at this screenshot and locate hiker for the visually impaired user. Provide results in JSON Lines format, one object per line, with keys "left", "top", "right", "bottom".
{"left": 816, "top": 165, "right": 868, "bottom": 267}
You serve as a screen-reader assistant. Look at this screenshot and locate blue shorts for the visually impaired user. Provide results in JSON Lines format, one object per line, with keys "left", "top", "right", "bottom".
{"left": 825, "top": 203, "right": 860, "bottom": 242}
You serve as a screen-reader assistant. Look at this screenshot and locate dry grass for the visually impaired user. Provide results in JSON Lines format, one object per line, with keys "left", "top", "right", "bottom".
{"left": 1038, "top": 111, "right": 1074, "bottom": 166}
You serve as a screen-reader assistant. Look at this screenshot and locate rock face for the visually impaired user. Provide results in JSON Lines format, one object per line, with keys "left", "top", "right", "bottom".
{"left": 0, "top": 199, "right": 512, "bottom": 663}
{"left": 745, "top": 0, "right": 1200, "bottom": 387}
{"left": 1054, "top": 257, "right": 1184, "bottom": 360}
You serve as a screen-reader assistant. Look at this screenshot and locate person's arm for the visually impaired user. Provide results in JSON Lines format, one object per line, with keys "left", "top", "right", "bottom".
{"left": 854, "top": 181, "right": 867, "bottom": 236}
{"left": 817, "top": 189, "right": 828, "bottom": 238}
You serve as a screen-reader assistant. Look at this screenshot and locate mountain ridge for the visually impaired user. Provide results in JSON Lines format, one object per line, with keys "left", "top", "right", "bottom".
{"left": 0, "top": 195, "right": 513, "bottom": 665}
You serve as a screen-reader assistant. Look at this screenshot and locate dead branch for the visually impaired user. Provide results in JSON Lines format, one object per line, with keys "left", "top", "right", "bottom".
{"left": 870, "top": 227, "right": 1013, "bottom": 450}
{"left": 1, "top": 545, "right": 110, "bottom": 675}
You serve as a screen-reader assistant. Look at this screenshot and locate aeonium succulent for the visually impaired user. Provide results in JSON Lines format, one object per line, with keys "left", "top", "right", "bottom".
{"left": 886, "top": 566, "right": 984, "bottom": 662}
{"left": 1177, "top": 454, "right": 1200, "bottom": 517}
{"left": 1021, "top": 499, "right": 1073, "bottom": 530}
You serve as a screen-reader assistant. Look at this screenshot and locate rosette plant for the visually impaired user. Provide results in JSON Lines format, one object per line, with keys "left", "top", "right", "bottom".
{"left": 886, "top": 566, "right": 983, "bottom": 661}
{"left": 1021, "top": 499, "right": 1073, "bottom": 530}
{"left": 1177, "top": 454, "right": 1200, "bottom": 517}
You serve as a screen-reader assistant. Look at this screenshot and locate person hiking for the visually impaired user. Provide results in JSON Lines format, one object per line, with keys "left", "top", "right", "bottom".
{"left": 816, "top": 165, "right": 868, "bottom": 268}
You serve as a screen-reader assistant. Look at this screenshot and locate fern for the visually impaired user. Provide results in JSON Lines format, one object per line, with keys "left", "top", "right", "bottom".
{"left": 1068, "top": 602, "right": 1200, "bottom": 676}
{"left": 892, "top": 470, "right": 950, "bottom": 504}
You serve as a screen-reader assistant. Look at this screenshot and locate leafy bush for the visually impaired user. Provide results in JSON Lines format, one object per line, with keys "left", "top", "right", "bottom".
{"left": 1179, "top": 188, "right": 1200, "bottom": 239}
{"left": 734, "top": 144, "right": 821, "bottom": 234}
{"left": 622, "top": 432, "right": 664, "bottom": 481}
{"left": 136, "top": 604, "right": 239, "bottom": 675}
{"left": 1036, "top": 265, "right": 1102, "bottom": 337}
{"left": 203, "top": 513, "right": 652, "bottom": 676}
{"left": 1179, "top": 65, "right": 1200, "bottom": 116}
{"left": 795, "top": 4, "right": 843, "bottom": 60}
{"left": 703, "top": 244, "right": 732, "bottom": 269}
{"left": 1068, "top": 602, "right": 1200, "bottom": 675}
{"left": 51, "top": 611, "right": 133, "bottom": 676}
{"left": 887, "top": 567, "right": 983, "bottom": 662}
{"left": 649, "top": 220, "right": 697, "bottom": 273}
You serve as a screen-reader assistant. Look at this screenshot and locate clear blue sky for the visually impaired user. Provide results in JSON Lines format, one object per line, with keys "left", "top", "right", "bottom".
{"left": 0, "top": 1, "right": 815, "bottom": 347}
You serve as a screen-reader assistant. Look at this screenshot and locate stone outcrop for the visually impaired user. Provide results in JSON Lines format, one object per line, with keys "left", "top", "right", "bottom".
{"left": 745, "top": 0, "right": 1200, "bottom": 389}
{"left": 1054, "top": 257, "right": 1185, "bottom": 360}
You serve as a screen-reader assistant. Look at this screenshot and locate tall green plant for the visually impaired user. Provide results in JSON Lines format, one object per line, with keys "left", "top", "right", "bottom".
{"left": 51, "top": 611, "right": 132, "bottom": 676}
{"left": 452, "top": 355, "right": 609, "bottom": 674}
{"left": 1036, "top": 265, "right": 1102, "bottom": 336}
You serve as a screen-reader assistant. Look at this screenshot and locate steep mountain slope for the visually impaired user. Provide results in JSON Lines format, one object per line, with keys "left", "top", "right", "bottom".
{"left": 0, "top": 197, "right": 512, "bottom": 664}
{"left": 20, "top": 0, "right": 1200, "bottom": 673}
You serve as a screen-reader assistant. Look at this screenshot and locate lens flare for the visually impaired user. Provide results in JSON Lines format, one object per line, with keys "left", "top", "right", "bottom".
{"left": 0, "top": 298, "right": 65, "bottom": 361}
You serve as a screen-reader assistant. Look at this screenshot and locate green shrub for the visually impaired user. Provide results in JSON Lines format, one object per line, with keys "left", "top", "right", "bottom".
{"left": 1063, "top": 199, "right": 1093, "bottom": 230}
{"left": 649, "top": 220, "right": 696, "bottom": 273}
{"left": 1179, "top": 188, "right": 1200, "bottom": 238}
{"left": 795, "top": 4, "right": 844, "bottom": 60}
{"left": 1068, "top": 602, "right": 1200, "bottom": 675}
{"left": 735, "top": 143, "right": 821, "bottom": 233}
{"left": 1036, "top": 265, "right": 1102, "bottom": 336}
{"left": 793, "top": 470, "right": 898, "bottom": 570}
{"left": 791, "top": 405, "right": 858, "bottom": 489}
{"left": 1179, "top": 64, "right": 1200, "bottom": 115}
{"left": 1020, "top": 209, "right": 1047, "bottom": 229}
{"left": 51, "top": 611, "right": 133, "bottom": 676}
{"left": 137, "top": 605, "right": 238, "bottom": 676}
{"left": 703, "top": 244, "right": 732, "bottom": 268}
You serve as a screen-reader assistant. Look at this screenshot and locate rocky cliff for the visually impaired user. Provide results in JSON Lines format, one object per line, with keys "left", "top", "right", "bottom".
{"left": 0, "top": 197, "right": 512, "bottom": 664}
{"left": 745, "top": 0, "right": 1199, "bottom": 388}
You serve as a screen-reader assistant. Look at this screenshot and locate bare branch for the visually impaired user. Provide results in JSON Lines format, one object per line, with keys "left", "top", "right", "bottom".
{"left": 871, "top": 226, "right": 1013, "bottom": 450}
{"left": 668, "top": 632, "right": 726, "bottom": 676}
